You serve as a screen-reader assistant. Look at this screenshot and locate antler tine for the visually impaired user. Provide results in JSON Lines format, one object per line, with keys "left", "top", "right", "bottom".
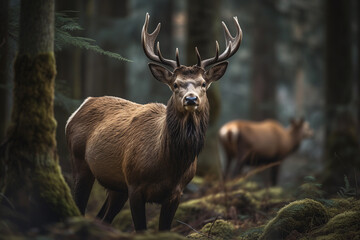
{"left": 175, "top": 48, "right": 180, "bottom": 67}
{"left": 222, "top": 16, "right": 242, "bottom": 58}
{"left": 222, "top": 22, "right": 233, "bottom": 49}
{"left": 219, "top": 40, "right": 232, "bottom": 59}
{"left": 156, "top": 41, "right": 165, "bottom": 61}
{"left": 200, "top": 16, "right": 242, "bottom": 68}
{"left": 215, "top": 41, "right": 220, "bottom": 60}
{"left": 141, "top": 13, "right": 160, "bottom": 61}
{"left": 195, "top": 47, "right": 201, "bottom": 67}
{"left": 141, "top": 13, "right": 178, "bottom": 69}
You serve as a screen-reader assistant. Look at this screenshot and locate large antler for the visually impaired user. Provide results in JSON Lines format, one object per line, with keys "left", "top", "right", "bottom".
{"left": 196, "top": 16, "right": 242, "bottom": 68}
{"left": 142, "top": 13, "right": 180, "bottom": 69}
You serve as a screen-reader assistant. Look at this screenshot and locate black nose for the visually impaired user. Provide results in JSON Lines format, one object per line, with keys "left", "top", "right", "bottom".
{"left": 185, "top": 96, "right": 198, "bottom": 105}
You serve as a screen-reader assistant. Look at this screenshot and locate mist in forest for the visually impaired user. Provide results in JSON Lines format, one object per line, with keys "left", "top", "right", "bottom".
{"left": 0, "top": 0, "right": 359, "bottom": 238}
{"left": 45, "top": 0, "right": 358, "bottom": 188}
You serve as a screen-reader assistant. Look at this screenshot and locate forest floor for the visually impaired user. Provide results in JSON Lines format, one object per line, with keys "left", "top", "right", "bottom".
{"left": 1, "top": 167, "right": 360, "bottom": 240}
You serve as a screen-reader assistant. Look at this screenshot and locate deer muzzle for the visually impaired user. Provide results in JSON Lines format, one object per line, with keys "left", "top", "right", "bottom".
{"left": 184, "top": 95, "right": 199, "bottom": 111}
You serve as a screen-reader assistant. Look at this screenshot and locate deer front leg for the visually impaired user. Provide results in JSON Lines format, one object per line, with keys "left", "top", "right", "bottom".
{"left": 100, "top": 189, "right": 128, "bottom": 223}
{"left": 224, "top": 152, "right": 233, "bottom": 179}
{"left": 129, "top": 187, "right": 147, "bottom": 231}
{"left": 159, "top": 196, "right": 180, "bottom": 231}
{"left": 270, "top": 165, "right": 280, "bottom": 186}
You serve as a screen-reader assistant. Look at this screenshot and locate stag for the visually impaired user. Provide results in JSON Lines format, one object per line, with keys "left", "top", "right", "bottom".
{"left": 219, "top": 118, "right": 313, "bottom": 185}
{"left": 65, "top": 13, "right": 242, "bottom": 231}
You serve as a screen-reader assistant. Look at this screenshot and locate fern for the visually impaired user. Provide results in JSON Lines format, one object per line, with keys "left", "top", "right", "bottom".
{"left": 54, "top": 12, "right": 132, "bottom": 62}
{"left": 8, "top": 6, "right": 131, "bottom": 62}
{"left": 337, "top": 175, "right": 356, "bottom": 198}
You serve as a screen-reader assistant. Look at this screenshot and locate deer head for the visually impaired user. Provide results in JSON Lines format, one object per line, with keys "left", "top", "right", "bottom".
{"left": 289, "top": 118, "right": 314, "bottom": 140}
{"left": 142, "top": 13, "right": 242, "bottom": 113}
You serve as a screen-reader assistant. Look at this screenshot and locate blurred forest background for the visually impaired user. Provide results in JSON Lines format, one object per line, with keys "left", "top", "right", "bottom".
{"left": 1, "top": 0, "right": 359, "bottom": 192}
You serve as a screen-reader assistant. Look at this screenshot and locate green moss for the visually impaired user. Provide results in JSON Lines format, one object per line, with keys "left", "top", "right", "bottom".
{"left": 313, "top": 210, "right": 360, "bottom": 239}
{"left": 350, "top": 199, "right": 360, "bottom": 212}
{"left": 191, "top": 175, "right": 205, "bottom": 185}
{"left": 133, "top": 232, "right": 187, "bottom": 240}
{"left": 32, "top": 164, "right": 80, "bottom": 221}
{"left": 251, "top": 187, "right": 286, "bottom": 204}
{"left": 238, "top": 226, "right": 264, "bottom": 240}
{"left": 315, "top": 233, "right": 360, "bottom": 240}
{"left": 187, "top": 219, "right": 236, "bottom": 240}
{"left": 174, "top": 199, "right": 212, "bottom": 227}
{"left": 327, "top": 198, "right": 352, "bottom": 217}
{"left": 226, "top": 179, "right": 261, "bottom": 193}
{"left": 113, "top": 208, "right": 134, "bottom": 232}
{"left": 174, "top": 189, "right": 255, "bottom": 226}
{"left": 326, "top": 197, "right": 360, "bottom": 218}
{"left": 1, "top": 52, "right": 80, "bottom": 227}
{"left": 8, "top": 53, "right": 57, "bottom": 156}
{"left": 259, "top": 199, "right": 329, "bottom": 240}
{"left": 1, "top": 216, "right": 187, "bottom": 239}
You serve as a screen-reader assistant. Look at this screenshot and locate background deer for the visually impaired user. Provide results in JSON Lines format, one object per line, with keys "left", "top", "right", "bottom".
{"left": 65, "top": 13, "right": 242, "bottom": 231}
{"left": 219, "top": 118, "right": 313, "bottom": 185}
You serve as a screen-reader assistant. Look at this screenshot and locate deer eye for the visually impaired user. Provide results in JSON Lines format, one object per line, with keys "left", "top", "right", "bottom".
{"left": 173, "top": 83, "right": 178, "bottom": 89}
{"left": 202, "top": 82, "right": 206, "bottom": 88}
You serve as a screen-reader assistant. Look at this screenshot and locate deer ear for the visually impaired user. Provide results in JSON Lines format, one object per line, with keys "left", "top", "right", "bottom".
{"left": 205, "top": 61, "right": 228, "bottom": 83}
{"left": 149, "top": 63, "right": 173, "bottom": 85}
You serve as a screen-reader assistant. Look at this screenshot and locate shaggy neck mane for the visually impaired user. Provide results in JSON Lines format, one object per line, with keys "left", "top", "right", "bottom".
{"left": 164, "top": 96, "right": 209, "bottom": 173}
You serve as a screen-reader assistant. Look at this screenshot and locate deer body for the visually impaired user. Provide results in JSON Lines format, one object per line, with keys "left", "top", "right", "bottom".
{"left": 67, "top": 96, "right": 203, "bottom": 208}
{"left": 66, "top": 13, "right": 242, "bottom": 231}
{"left": 219, "top": 119, "right": 313, "bottom": 184}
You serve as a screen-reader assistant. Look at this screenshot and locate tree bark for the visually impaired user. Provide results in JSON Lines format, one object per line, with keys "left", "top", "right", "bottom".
{"left": 150, "top": 0, "right": 174, "bottom": 104}
{"left": 250, "top": 2, "right": 278, "bottom": 120}
{"left": 0, "top": 0, "right": 80, "bottom": 229}
{"left": 99, "top": 0, "right": 129, "bottom": 99}
{"left": 0, "top": 0, "right": 9, "bottom": 142}
{"left": 358, "top": 0, "right": 360, "bottom": 144}
{"left": 323, "top": 0, "right": 359, "bottom": 190}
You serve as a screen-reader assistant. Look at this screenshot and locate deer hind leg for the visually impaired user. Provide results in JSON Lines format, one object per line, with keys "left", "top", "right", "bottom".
{"left": 97, "top": 189, "right": 128, "bottom": 223}
{"left": 72, "top": 158, "right": 95, "bottom": 215}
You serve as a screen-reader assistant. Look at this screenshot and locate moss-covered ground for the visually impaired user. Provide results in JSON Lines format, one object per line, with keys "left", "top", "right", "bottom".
{"left": 1, "top": 174, "right": 359, "bottom": 239}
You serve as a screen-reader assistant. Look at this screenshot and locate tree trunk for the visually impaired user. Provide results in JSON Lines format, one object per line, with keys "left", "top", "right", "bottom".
{"left": 0, "top": 0, "right": 80, "bottom": 229}
{"left": 82, "top": 0, "right": 104, "bottom": 97}
{"left": 250, "top": 2, "right": 278, "bottom": 121}
{"left": 99, "top": 0, "right": 129, "bottom": 99}
{"left": 150, "top": 0, "right": 174, "bottom": 104}
{"left": 186, "top": 0, "right": 222, "bottom": 178}
{"left": 323, "top": 0, "right": 360, "bottom": 190}
{"left": 358, "top": 0, "right": 360, "bottom": 144}
{"left": 0, "top": 0, "right": 9, "bottom": 142}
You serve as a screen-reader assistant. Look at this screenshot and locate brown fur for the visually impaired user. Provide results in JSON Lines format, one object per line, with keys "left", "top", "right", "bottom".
{"left": 219, "top": 119, "right": 313, "bottom": 184}
{"left": 65, "top": 63, "right": 228, "bottom": 231}
{"left": 66, "top": 12, "right": 240, "bottom": 232}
